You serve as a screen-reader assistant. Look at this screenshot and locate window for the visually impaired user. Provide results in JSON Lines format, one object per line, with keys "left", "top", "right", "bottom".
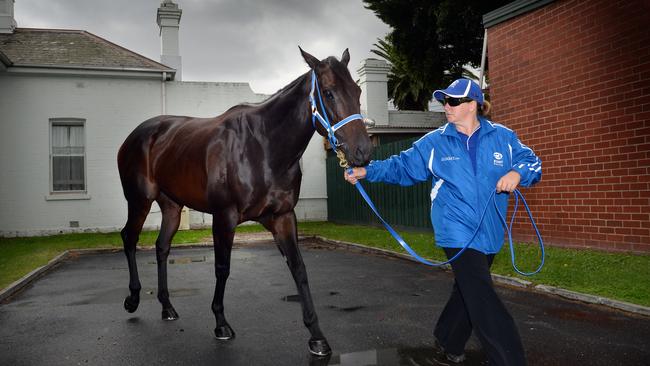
{"left": 50, "top": 119, "right": 86, "bottom": 192}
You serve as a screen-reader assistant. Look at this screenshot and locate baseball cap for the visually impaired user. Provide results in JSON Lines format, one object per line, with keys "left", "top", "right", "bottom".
{"left": 433, "top": 78, "right": 484, "bottom": 105}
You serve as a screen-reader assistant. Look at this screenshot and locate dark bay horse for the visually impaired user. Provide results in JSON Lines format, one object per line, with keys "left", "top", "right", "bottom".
{"left": 117, "top": 48, "right": 372, "bottom": 356}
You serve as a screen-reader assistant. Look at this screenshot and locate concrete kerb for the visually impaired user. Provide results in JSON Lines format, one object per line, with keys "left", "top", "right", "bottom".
{"left": 1, "top": 234, "right": 649, "bottom": 318}
{"left": 0, "top": 250, "right": 70, "bottom": 303}
{"left": 0, "top": 238, "right": 270, "bottom": 304}
{"left": 0, "top": 248, "right": 121, "bottom": 304}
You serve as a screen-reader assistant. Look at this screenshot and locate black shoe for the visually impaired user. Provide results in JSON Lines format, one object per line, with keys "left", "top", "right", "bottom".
{"left": 434, "top": 338, "right": 467, "bottom": 364}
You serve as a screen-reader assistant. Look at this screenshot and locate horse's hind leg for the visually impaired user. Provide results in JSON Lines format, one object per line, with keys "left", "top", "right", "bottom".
{"left": 121, "top": 198, "right": 153, "bottom": 313}
{"left": 211, "top": 209, "right": 237, "bottom": 340}
{"left": 155, "top": 193, "right": 183, "bottom": 320}
{"left": 260, "top": 211, "right": 331, "bottom": 356}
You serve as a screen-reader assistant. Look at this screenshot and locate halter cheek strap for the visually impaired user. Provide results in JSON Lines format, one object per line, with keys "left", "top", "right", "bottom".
{"left": 309, "top": 70, "right": 364, "bottom": 151}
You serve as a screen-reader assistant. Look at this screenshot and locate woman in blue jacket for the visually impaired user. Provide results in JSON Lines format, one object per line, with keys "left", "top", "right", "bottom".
{"left": 345, "top": 78, "right": 541, "bottom": 365}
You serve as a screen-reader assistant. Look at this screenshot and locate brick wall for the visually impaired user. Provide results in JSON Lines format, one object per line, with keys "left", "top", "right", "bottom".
{"left": 488, "top": 0, "right": 650, "bottom": 252}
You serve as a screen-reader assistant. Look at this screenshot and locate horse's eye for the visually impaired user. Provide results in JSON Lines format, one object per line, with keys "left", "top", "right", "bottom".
{"left": 324, "top": 90, "right": 334, "bottom": 100}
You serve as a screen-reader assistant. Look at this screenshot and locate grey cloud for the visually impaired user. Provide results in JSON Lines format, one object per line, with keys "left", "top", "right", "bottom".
{"left": 14, "top": 0, "right": 390, "bottom": 93}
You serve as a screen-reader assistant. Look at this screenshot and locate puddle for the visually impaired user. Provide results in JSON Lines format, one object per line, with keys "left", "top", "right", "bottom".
{"left": 280, "top": 291, "right": 363, "bottom": 312}
{"left": 320, "top": 347, "right": 488, "bottom": 366}
{"left": 147, "top": 256, "right": 207, "bottom": 265}
{"left": 67, "top": 287, "right": 200, "bottom": 306}
{"left": 326, "top": 305, "right": 365, "bottom": 312}
{"left": 283, "top": 292, "right": 342, "bottom": 303}
{"left": 544, "top": 307, "right": 616, "bottom": 324}
{"left": 231, "top": 251, "right": 256, "bottom": 260}
{"left": 282, "top": 294, "right": 301, "bottom": 302}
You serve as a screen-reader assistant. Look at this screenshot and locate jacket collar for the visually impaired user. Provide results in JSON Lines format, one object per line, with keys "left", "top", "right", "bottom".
{"left": 441, "top": 116, "right": 496, "bottom": 139}
{"left": 479, "top": 116, "right": 498, "bottom": 136}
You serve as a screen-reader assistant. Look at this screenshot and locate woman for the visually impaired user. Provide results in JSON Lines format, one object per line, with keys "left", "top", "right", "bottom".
{"left": 344, "top": 78, "right": 541, "bottom": 365}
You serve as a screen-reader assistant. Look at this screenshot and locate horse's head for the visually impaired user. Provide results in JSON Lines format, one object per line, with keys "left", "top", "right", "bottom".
{"left": 300, "top": 47, "right": 373, "bottom": 168}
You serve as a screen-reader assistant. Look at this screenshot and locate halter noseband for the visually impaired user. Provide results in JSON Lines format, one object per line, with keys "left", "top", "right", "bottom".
{"left": 309, "top": 70, "right": 364, "bottom": 152}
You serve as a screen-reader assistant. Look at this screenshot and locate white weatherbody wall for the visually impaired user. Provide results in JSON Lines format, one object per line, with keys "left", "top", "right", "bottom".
{"left": 0, "top": 71, "right": 328, "bottom": 236}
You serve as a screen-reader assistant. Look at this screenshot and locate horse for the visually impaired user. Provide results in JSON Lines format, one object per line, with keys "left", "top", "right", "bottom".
{"left": 116, "top": 48, "right": 373, "bottom": 356}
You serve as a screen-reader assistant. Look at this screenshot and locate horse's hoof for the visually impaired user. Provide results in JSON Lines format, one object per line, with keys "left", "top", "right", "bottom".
{"left": 309, "top": 353, "right": 332, "bottom": 366}
{"left": 162, "top": 307, "right": 179, "bottom": 321}
{"left": 308, "top": 338, "right": 332, "bottom": 356}
{"left": 214, "top": 324, "right": 235, "bottom": 340}
{"left": 124, "top": 296, "right": 139, "bottom": 313}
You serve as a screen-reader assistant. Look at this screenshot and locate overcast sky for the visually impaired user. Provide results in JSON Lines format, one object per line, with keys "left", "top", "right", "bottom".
{"left": 14, "top": 0, "right": 391, "bottom": 94}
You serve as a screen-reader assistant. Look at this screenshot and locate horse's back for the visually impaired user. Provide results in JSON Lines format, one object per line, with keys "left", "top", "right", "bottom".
{"left": 118, "top": 113, "right": 241, "bottom": 208}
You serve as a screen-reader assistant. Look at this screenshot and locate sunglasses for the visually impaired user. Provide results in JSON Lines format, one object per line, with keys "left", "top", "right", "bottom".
{"left": 440, "top": 97, "right": 473, "bottom": 107}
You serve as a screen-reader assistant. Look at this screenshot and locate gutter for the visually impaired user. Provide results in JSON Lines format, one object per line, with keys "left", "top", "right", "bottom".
{"left": 0, "top": 50, "right": 12, "bottom": 71}
{"left": 4, "top": 65, "right": 176, "bottom": 80}
{"left": 483, "top": 0, "right": 556, "bottom": 28}
{"left": 161, "top": 71, "right": 167, "bottom": 115}
{"left": 6, "top": 63, "right": 175, "bottom": 73}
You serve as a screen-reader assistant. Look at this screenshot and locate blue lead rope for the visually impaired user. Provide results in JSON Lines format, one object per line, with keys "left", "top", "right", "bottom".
{"left": 349, "top": 173, "right": 545, "bottom": 276}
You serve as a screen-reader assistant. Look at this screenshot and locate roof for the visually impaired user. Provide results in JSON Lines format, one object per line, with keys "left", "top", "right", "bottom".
{"left": 367, "top": 111, "right": 446, "bottom": 134}
{"left": 0, "top": 28, "right": 174, "bottom": 73}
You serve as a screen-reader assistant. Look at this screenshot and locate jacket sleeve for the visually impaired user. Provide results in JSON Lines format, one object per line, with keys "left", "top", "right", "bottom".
{"left": 510, "top": 132, "right": 542, "bottom": 187}
{"left": 365, "top": 140, "right": 432, "bottom": 186}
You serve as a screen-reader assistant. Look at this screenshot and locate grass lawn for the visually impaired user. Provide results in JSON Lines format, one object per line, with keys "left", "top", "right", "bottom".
{"left": 1, "top": 221, "right": 648, "bottom": 308}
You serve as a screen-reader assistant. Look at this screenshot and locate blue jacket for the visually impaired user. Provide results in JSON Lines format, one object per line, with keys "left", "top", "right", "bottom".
{"left": 365, "top": 117, "right": 542, "bottom": 254}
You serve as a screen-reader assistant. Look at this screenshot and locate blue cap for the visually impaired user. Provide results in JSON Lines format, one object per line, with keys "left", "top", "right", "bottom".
{"left": 433, "top": 78, "right": 484, "bottom": 105}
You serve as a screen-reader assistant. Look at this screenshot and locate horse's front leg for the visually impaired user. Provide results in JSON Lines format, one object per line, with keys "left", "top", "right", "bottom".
{"left": 261, "top": 211, "right": 331, "bottom": 356}
{"left": 211, "top": 211, "right": 237, "bottom": 340}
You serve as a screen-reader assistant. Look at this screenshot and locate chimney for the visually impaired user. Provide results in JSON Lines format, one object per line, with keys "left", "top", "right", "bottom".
{"left": 157, "top": 0, "right": 182, "bottom": 80}
{"left": 0, "top": 0, "right": 16, "bottom": 34}
{"left": 357, "top": 58, "right": 390, "bottom": 126}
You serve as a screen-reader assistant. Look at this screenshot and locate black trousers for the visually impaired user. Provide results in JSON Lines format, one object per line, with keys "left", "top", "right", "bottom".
{"left": 434, "top": 248, "right": 526, "bottom": 366}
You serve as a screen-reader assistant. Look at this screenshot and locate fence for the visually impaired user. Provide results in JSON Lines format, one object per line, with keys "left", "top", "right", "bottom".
{"left": 326, "top": 137, "right": 432, "bottom": 230}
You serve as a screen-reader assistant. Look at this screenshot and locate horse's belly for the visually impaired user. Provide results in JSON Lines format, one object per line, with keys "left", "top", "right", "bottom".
{"left": 241, "top": 195, "right": 295, "bottom": 221}
{"left": 158, "top": 184, "right": 211, "bottom": 213}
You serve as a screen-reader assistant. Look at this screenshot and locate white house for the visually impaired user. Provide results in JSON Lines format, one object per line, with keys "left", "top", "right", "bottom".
{"left": 0, "top": 0, "right": 441, "bottom": 237}
{"left": 0, "top": 0, "right": 328, "bottom": 236}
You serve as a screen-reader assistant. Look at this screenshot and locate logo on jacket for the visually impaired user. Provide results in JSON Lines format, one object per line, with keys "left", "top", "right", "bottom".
{"left": 493, "top": 152, "right": 503, "bottom": 167}
{"left": 441, "top": 156, "right": 460, "bottom": 162}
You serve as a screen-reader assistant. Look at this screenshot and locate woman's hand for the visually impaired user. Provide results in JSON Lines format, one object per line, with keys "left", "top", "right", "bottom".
{"left": 496, "top": 170, "right": 521, "bottom": 193}
{"left": 344, "top": 167, "right": 367, "bottom": 185}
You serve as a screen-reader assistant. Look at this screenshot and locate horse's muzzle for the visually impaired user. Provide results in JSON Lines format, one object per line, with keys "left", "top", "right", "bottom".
{"left": 341, "top": 144, "right": 372, "bottom": 167}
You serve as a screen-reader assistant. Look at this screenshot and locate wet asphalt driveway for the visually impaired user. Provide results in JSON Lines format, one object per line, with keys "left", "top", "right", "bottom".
{"left": 1, "top": 239, "right": 648, "bottom": 366}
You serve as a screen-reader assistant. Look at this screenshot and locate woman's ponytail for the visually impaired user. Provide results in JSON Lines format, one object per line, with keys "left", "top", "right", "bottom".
{"left": 479, "top": 100, "right": 492, "bottom": 117}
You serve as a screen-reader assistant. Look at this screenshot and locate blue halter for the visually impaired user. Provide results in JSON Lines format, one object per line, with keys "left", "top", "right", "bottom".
{"left": 309, "top": 70, "right": 364, "bottom": 150}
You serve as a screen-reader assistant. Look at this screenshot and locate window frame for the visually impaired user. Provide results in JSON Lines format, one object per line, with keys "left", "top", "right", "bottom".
{"left": 48, "top": 118, "right": 88, "bottom": 196}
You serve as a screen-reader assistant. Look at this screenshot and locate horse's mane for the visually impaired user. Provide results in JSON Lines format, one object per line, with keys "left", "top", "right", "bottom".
{"left": 222, "top": 56, "right": 345, "bottom": 117}
{"left": 224, "top": 71, "right": 310, "bottom": 114}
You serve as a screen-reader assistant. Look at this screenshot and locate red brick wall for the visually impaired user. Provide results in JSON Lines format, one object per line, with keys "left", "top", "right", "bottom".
{"left": 488, "top": 0, "right": 650, "bottom": 253}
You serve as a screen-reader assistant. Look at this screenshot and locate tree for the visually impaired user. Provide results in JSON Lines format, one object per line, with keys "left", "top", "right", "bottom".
{"left": 372, "top": 37, "right": 430, "bottom": 110}
{"left": 364, "top": 0, "right": 510, "bottom": 110}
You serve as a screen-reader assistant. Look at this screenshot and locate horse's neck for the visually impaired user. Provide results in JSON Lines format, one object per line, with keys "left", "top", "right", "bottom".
{"left": 261, "top": 73, "right": 316, "bottom": 168}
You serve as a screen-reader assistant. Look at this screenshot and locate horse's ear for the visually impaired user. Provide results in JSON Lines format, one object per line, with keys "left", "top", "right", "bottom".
{"left": 341, "top": 48, "right": 350, "bottom": 66}
{"left": 299, "top": 46, "right": 321, "bottom": 69}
